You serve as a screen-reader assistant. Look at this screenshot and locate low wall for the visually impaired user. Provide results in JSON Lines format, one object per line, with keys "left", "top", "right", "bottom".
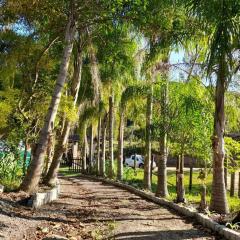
{"left": 27, "top": 183, "right": 60, "bottom": 208}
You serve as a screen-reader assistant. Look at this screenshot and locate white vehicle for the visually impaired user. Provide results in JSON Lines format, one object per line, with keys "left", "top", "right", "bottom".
{"left": 124, "top": 154, "right": 156, "bottom": 169}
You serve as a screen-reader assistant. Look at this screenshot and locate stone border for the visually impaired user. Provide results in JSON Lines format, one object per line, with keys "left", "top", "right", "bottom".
{"left": 27, "top": 183, "right": 60, "bottom": 208}
{"left": 76, "top": 174, "right": 240, "bottom": 240}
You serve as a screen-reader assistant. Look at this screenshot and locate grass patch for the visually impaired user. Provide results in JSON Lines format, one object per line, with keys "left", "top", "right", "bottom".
{"left": 123, "top": 167, "right": 240, "bottom": 212}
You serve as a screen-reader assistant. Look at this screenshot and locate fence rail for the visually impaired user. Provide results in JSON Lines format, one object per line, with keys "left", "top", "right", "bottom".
{"left": 60, "top": 157, "right": 82, "bottom": 172}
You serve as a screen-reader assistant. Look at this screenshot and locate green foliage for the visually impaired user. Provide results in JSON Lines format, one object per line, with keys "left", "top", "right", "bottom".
{"left": 225, "top": 137, "right": 240, "bottom": 173}
{"left": 0, "top": 146, "right": 23, "bottom": 191}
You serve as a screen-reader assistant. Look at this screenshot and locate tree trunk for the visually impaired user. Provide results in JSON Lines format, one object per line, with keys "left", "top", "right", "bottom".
{"left": 238, "top": 172, "right": 240, "bottom": 198}
{"left": 45, "top": 122, "right": 71, "bottom": 185}
{"left": 88, "top": 32, "right": 101, "bottom": 104}
{"left": 43, "top": 133, "right": 55, "bottom": 177}
{"left": 100, "top": 114, "right": 107, "bottom": 177}
{"left": 224, "top": 166, "right": 228, "bottom": 189}
{"left": 144, "top": 85, "right": 153, "bottom": 191}
{"left": 82, "top": 126, "right": 88, "bottom": 172}
{"left": 230, "top": 172, "right": 235, "bottom": 197}
{"left": 156, "top": 133, "right": 168, "bottom": 197}
{"left": 209, "top": 58, "right": 229, "bottom": 214}
{"left": 20, "top": 16, "right": 76, "bottom": 193}
{"left": 189, "top": 165, "right": 193, "bottom": 192}
{"left": 176, "top": 154, "right": 185, "bottom": 203}
{"left": 22, "top": 138, "right": 28, "bottom": 176}
{"left": 156, "top": 57, "right": 169, "bottom": 197}
{"left": 199, "top": 184, "right": 207, "bottom": 211}
{"left": 108, "top": 94, "right": 114, "bottom": 178}
{"left": 117, "top": 109, "right": 125, "bottom": 181}
{"left": 96, "top": 116, "right": 101, "bottom": 175}
{"left": 89, "top": 124, "right": 94, "bottom": 173}
{"left": 44, "top": 36, "right": 83, "bottom": 185}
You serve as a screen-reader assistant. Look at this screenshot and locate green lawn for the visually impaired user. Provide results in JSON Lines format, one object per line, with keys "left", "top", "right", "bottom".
{"left": 123, "top": 167, "right": 240, "bottom": 212}
{"left": 59, "top": 166, "right": 240, "bottom": 213}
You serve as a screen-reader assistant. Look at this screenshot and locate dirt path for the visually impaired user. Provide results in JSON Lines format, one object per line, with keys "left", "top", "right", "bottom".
{"left": 0, "top": 176, "right": 224, "bottom": 240}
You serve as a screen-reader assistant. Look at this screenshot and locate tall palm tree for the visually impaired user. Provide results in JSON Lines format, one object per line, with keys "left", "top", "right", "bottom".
{"left": 188, "top": 0, "right": 240, "bottom": 213}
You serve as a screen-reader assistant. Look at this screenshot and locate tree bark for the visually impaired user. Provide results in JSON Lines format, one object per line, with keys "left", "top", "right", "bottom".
{"left": 117, "top": 109, "right": 125, "bottom": 181}
{"left": 224, "top": 166, "right": 228, "bottom": 189}
{"left": 89, "top": 124, "right": 94, "bottom": 173}
{"left": 156, "top": 55, "right": 169, "bottom": 197}
{"left": 20, "top": 15, "right": 76, "bottom": 193}
{"left": 200, "top": 184, "right": 207, "bottom": 211}
{"left": 176, "top": 154, "right": 185, "bottom": 203}
{"left": 156, "top": 77, "right": 169, "bottom": 197}
{"left": 238, "top": 172, "right": 240, "bottom": 198}
{"left": 82, "top": 126, "right": 88, "bottom": 172}
{"left": 45, "top": 122, "right": 71, "bottom": 185}
{"left": 100, "top": 114, "right": 107, "bottom": 177}
{"left": 144, "top": 84, "right": 153, "bottom": 191}
{"left": 108, "top": 94, "right": 114, "bottom": 178}
{"left": 22, "top": 138, "right": 28, "bottom": 176}
{"left": 209, "top": 57, "right": 229, "bottom": 214}
{"left": 96, "top": 116, "right": 101, "bottom": 175}
{"left": 189, "top": 165, "right": 193, "bottom": 192}
{"left": 230, "top": 172, "right": 235, "bottom": 197}
{"left": 43, "top": 133, "right": 55, "bottom": 177}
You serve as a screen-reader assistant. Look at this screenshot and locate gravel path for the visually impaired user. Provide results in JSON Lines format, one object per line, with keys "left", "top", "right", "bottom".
{"left": 0, "top": 176, "right": 224, "bottom": 240}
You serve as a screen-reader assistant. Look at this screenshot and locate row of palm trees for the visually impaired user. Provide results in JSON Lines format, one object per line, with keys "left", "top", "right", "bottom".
{"left": 18, "top": 0, "right": 240, "bottom": 216}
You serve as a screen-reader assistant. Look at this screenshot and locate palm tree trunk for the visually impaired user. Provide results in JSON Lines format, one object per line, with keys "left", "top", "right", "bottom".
{"left": 230, "top": 172, "right": 235, "bottom": 197}
{"left": 117, "top": 109, "right": 125, "bottom": 180}
{"left": 176, "top": 154, "right": 185, "bottom": 203}
{"left": 144, "top": 85, "right": 153, "bottom": 190}
{"left": 100, "top": 114, "right": 107, "bottom": 177}
{"left": 238, "top": 172, "right": 240, "bottom": 198}
{"left": 20, "top": 15, "right": 76, "bottom": 193}
{"left": 108, "top": 94, "right": 114, "bottom": 178}
{"left": 96, "top": 116, "right": 101, "bottom": 175}
{"left": 189, "top": 165, "right": 193, "bottom": 192}
{"left": 82, "top": 125, "right": 88, "bottom": 172}
{"left": 209, "top": 58, "right": 229, "bottom": 214}
{"left": 89, "top": 124, "right": 94, "bottom": 173}
{"left": 224, "top": 165, "right": 228, "bottom": 189}
{"left": 156, "top": 77, "right": 169, "bottom": 197}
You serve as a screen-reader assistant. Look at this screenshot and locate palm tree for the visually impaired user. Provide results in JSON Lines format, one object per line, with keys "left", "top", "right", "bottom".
{"left": 188, "top": 0, "right": 240, "bottom": 213}
{"left": 144, "top": 81, "right": 153, "bottom": 190}
{"left": 117, "top": 84, "right": 149, "bottom": 180}
{"left": 108, "top": 93, "right": 114, "bottom": 178}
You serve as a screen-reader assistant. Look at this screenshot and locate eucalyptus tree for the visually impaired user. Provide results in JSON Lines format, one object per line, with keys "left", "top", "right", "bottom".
{"left": 44, "top": 32, "right": 85, "bottom": 185}
{"left": 187, "top": 0, "right": 240, "bottom": 213}
{"left": 20, "top": 2, "right": 76, "bottom": 193}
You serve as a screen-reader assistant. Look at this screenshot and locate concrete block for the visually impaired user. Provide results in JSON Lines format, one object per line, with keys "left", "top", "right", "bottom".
{"left": 28, "top": 183, "right": 60, "bottom": 208}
